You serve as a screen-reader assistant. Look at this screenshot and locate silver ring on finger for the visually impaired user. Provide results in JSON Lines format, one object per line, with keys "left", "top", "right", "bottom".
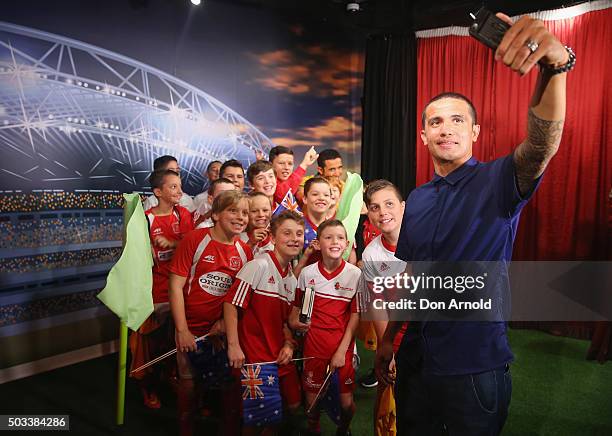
{"left": 525, "top": 39, "right": 539, "bottom": 53}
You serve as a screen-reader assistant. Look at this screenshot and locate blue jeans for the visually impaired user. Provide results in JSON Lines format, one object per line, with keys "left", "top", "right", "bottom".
{"left": 395, "top": 362, "right": 512, "bottom": 436}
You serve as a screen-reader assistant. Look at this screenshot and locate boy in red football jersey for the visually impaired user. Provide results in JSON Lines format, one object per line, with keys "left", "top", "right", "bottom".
{"left": 224, "top": 210, "right": 305, "bottom": 435}
{"left": 269, "top": 145, "right": 318, "bottom": 206}
{"left": 295, "top": 178, "right": 356, "bottom": 277}
{"left": 241, "top": 192, "right": 275, "bottom": 255}
{"left": 130, "top": 169, "right": 194, "bottom": 409}
{"left": 169, "top": 190, "right": 253, "bottom": 436}
{"left": 290, "top": 220, "right": 362, "bottom": 436}
{"left": 247, "top": 160, "right": 277, "bottom": 207}
{"left": 293, "top": 177, "right": 332, "bottom": 277}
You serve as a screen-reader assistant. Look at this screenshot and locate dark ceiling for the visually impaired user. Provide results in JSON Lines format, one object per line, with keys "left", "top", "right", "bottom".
{"left": 361, "top": 0, "right": 586, "bottom": 32}
{"left": 130, "top": 0, "right": 590, "bottom": 35}
{"left": 206, "top": 0, "right": 589, "bottom": 34}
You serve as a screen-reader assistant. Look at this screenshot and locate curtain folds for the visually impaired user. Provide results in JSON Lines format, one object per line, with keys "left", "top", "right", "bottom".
{"left": 415, "top": 7, "right": 611, "bottom": 260}
{"left": 361, "top": 34, "right": 417, "bottom": 198}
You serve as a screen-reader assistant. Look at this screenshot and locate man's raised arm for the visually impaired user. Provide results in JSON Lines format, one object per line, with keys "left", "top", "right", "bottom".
{"left": 495, "top": 13, "right": 573, "bottom": 196}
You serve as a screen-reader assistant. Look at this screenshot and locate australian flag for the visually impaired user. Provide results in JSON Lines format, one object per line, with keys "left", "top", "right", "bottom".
{"left": 273, "top": 189, "right": 302, "bottom": 217}
{"left": 241, "top": 364, "right": 283, "bottom": 427}
{"left": 303, "top": 217, "right": 317, "bottom": 251}
{"left": 187, "top": 338, "right": 232, "bottom": 390}
{"left": 320, "top": 371, "right": 341, "bottom": 425}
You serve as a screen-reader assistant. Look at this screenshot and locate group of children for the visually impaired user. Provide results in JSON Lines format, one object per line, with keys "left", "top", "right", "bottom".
{"left": 129, "top": 146, "right": 407, "bottom": 436}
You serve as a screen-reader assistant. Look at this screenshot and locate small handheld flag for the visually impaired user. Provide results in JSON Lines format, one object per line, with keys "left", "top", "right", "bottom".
{"left": 302, "top": 216, "right": 317, "bottom": 251}
{"left": 320, "top": 371, "right": 341, "bottom": 425}
{"left": 273, "top": 189, "right": 302, "bottom": 217}
{"left": 130, "top": 334, "right": 208, "bottom": 374}
{"left": 241, "top": 364, "right": 283, "bottom": 427}
{"left": 188, "top": 338, "right": 232, "bottom": 390}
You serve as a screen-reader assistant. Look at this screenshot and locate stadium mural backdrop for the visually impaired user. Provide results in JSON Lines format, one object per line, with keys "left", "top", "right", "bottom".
{"left": 0, "top": 0, "right": 363, "bottom": 380}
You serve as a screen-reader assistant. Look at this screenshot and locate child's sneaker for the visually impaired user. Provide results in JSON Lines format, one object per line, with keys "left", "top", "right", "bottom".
{"left": 141, "top": 388, "right": 161, "bottom": 409}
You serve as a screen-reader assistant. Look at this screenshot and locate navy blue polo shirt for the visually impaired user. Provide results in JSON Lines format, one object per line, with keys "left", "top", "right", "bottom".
{"left": 395, "top": 154, "right": 541, "bottom": 375}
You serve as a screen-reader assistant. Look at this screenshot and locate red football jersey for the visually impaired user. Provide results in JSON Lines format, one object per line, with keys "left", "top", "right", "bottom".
{"left": 145, "top": 205, "right": 194, "bottom": 303}
{"left": 294, "top": 260, "right": 363, "bottom": 359}
{"left": 169, "top": 228, "right": 253, "bottom": 336}
{"left": 362, "top": 217, "right": 382, "bottom": 247}
{"left": 226, "top": 251, "right": 297, "bottom": 375}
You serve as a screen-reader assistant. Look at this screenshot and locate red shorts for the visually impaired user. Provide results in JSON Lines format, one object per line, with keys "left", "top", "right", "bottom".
{"left": 302, "top": 351, "right": 355, "bottom": 394}
{"left": 279, "top": 365, "right": 301, "bottom": 407}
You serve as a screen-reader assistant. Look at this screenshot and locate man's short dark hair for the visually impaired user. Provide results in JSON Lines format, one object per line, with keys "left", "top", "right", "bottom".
{"left": 150, "top": 169, "right": 179, "bottom": 191}
{"left": 364, "top": 179, "right": 403, "bottom": 206}
{"left": 219, "top": 159, "right": 244, "bottom": 178}
{"left": 269, "top": 146, "right": 294, "bottom": 163}
{"left": 247, "top": 160, "right": 274, "bottom": 184}
{"left": 421, "top": 92, "right": 477, "bottom": 128}
{"left": 317, "top": 149, "right": 341, "bottom": 168}
{"left": 153, "top": 155, "right": 178, "bottom": 171}
{"left": 207, "top": 177, "right": 234, "bottom": 195}
{"left": 206, "top": 160, "right": 222, "bottom": 172}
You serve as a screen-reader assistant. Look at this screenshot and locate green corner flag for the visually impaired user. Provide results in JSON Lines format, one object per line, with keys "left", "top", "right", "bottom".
{"left": 335, "top": 171, "right": 364, "bottom": 260}
{"left": 97, "top": 193, "right": 153, "bottom": 331}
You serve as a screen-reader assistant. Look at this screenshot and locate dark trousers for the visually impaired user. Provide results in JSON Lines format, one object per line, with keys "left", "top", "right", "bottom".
{"left": 394, "top": 363, "right": 512, "bottom": 436}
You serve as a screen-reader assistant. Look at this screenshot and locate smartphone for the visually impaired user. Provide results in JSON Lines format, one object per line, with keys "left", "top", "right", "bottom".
{"left": 468, "top": 7, "right": 511, "bottom": 50}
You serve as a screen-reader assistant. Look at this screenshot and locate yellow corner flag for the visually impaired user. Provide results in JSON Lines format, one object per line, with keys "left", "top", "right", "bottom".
{"left": 97, "top": 193, "right": 153, "bottom": 331}
{"left": 376, "top": 384, "right": 397, "bottom": 436}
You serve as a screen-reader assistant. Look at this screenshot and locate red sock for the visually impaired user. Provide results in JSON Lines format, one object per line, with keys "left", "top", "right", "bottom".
{"left": 177, "top": 380, "right": 196, "bottom": 436}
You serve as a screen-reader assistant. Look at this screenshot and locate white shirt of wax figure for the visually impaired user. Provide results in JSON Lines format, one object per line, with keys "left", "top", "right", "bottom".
{"left": 143, "top": 193, "right": 196, "bottom": 212}
{"left": 361, "top": 234, "right": 406, "bottom": 310}
{"left": 193, "top": 192, "right": 212, "bottom": 216}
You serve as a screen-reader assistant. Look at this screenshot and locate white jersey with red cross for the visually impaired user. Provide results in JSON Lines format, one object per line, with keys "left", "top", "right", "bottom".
{"left": 226, "top": 251, "right": 296, "bottom": 374}
{"left": 295, "top": 260, "right": 363, "bottom": 359}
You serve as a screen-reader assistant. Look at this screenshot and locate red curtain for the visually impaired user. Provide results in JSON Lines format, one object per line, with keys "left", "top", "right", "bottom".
{"left": 415, "top": 8, "right": 611, "bottom": 261}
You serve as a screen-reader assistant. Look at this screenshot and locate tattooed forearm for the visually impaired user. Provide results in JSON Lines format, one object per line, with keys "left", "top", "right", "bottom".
{"left": 513, "top": 108, "right": 564, "bottom": 196}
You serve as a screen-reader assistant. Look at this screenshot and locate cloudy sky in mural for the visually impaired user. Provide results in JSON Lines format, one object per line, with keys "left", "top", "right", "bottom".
{"left": 2, "top": 0, "right": 364, "bottom": 179}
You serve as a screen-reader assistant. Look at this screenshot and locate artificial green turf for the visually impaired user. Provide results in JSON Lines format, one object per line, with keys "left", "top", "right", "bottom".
{"left": 323, "top": 328, "right": 612, "bottom": 435}
{"left": 502, "top": 329, "right": 612, "bottom": 436}
{"left": 0, "top": 328, "right": 610, "bottom": 435}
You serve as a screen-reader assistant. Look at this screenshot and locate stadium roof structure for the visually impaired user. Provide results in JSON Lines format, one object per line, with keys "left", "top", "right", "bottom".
{"left": 0, "top": 22, "right": 275, "bottom": 193}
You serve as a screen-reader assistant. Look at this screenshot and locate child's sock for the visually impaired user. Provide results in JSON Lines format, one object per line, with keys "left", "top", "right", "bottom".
{"left": 278, "top": 408, "right": 303, "bottom": 436}
{"left": 306, "top": 408, "right": 321, "bottom": 434}
{"left": 336, "top": 402, "right": 355, "bottom": 435}
{"left": 177, "top": 379, "right": 196, "bottom": 436}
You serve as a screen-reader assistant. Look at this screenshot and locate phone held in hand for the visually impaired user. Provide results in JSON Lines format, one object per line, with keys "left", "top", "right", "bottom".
{"left": 468, "top": 7, "right": 510, "bottom": 50}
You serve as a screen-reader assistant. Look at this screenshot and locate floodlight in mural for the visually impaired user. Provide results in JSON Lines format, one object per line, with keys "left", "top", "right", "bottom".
{"left": 0, "top": 22, "right": 274, "bottom": 192}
